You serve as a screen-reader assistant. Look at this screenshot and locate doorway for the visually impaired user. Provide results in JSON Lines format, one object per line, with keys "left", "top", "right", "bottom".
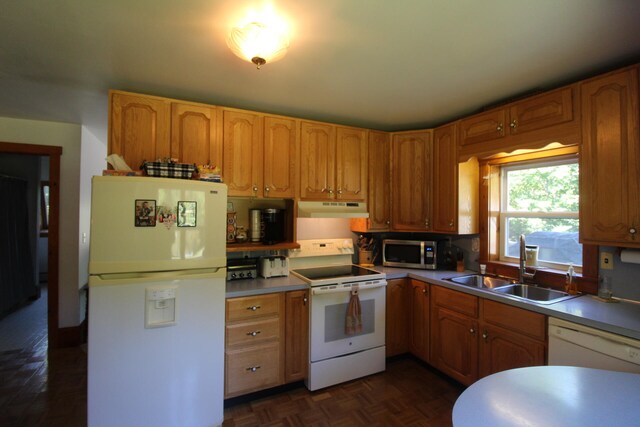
{"left": 0, "top": 142, "right": 61, "bottom": 349}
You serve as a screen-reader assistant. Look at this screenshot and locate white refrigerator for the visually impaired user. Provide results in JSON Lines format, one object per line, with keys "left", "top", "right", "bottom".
{"left": 88, "top": 176, "right": 227, "bottom": 427}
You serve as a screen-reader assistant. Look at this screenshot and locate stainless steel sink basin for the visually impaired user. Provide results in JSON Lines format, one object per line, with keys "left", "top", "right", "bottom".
{"left": 492, "top": 284, "right": 578, "bottom": 304}
{"left": 447, "top": 274, "right": 514, "bottom": 289}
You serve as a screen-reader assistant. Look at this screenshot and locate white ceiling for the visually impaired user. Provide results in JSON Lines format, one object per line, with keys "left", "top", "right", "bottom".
{"left": 1, "top": 0, "right": 639, "bottom": 133}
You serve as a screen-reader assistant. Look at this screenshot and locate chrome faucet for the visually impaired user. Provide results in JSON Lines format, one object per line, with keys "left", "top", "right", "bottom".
{"left": 519, "top": 234, "right": 536, "bottom": 283}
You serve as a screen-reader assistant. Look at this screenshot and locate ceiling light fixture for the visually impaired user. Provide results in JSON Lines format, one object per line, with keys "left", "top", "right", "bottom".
{"left": 227, "top": 21, "right": 289, "bottom": 69}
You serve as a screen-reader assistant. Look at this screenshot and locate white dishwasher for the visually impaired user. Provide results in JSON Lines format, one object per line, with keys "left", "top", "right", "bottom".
{"left": 548, "top": 317, "right": 640, "bottom": 373}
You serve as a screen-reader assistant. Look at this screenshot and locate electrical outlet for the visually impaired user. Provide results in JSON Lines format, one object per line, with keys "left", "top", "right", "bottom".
{"left": 600, "top": 252, "right": 614, "bottom": 270}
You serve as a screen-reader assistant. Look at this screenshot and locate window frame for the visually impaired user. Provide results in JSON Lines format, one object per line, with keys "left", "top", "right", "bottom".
{"left": 498, "top": 157, "right": 581, "bottom": 271}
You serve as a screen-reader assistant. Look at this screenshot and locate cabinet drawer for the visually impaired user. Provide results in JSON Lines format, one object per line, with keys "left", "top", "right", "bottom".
{"left": 225, "top": 342, "right": 281, "bottom": 397}
{"left": 227, "top": 293, "right": 281, "bottom": 322}
{"left": 432, "top": 285, "right": 478, "bottom": 318}
{"left": 481, "top": 299, "right": 546, "bottom": 341}
{"left": 226, "top": 317, "right": 280, "bottom": 347}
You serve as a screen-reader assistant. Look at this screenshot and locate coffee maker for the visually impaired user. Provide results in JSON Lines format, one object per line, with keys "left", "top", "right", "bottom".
{"left": 261, "top": 208, "right": 285, "bottom": 245}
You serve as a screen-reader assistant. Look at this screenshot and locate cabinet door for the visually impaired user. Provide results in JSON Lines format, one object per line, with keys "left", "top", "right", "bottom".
{"left": 580, "top": 67, "right": 640, "bottom": 246}
{"left": 433, "top": 123, "right": 458, "bottom": 232}
{"left": 479, "top": 324, "right": 545, "bottom": 379}
{"left": 508, "top": 87, "right": 574, "bottom": 135}
{"left": 170, "top": 103, "right": 220, "bottom": 166}
{"left": 284, "top": 290, "right": 308, "bottom": 383}
{"left": 391, "top": 131, "right": 432, "bottom": 231}
{"left": 458, "top": 109, "right": 506, "bottom": 146}
{"left": 300, "top": 122, "right": 336, "bottom": 200}
{"left": 223, "top": 110, "right": 263, "bottom": 197}
{"left": 409, "top": 280, "right": 430, "bottom": 362}
{"left": 367, "top": 131, "right": 391, "bottom": 230}
{"left": 386, "top": 278, "right": 409, "bottom": 357}
{"left": 109, "top": 92, "right": 170, "bottom": 170}
{"left": 335, "top": 126, "right": 367, "bottom": 201}
{"left": 225, "top": 341, "right": 281, "bottom": 397}
{"left": 264, "top": 116, "right": 298, "bottom": 198}
{"left": 430, "top": 305, "right": 478, "bottom": 386}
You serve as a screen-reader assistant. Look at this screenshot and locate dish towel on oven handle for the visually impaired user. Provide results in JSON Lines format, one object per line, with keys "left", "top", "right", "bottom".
{"left": 345, "top": 285, "right": 363, "bottom": 335}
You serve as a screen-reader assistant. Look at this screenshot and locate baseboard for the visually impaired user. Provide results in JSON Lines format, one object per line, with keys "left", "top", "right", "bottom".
{"left": 56, "top": 318, "right": 88, "bottom": 348}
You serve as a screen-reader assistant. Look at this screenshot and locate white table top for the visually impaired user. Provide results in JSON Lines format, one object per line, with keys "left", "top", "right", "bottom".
{"left": 453, "top": 366, "right": 640, "bottom": 427}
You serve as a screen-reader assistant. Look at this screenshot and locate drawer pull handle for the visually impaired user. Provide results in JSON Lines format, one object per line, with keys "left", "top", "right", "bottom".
{"left": 247, "top": 305, "right": 261, "bottom": 311}
{"left": 246, "top": 330, "right": 261, "bottom": 337}
{"left": 246, "top": 366, "right": 261, "bottom": 372}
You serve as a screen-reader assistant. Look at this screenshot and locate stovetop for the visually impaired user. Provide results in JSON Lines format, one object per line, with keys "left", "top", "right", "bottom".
{"left": 291, "top": 264, "right": 385, "bottom": 286}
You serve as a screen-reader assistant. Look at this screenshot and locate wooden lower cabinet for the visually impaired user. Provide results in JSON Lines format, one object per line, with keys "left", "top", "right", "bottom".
{"left": 386, "top": 278, "right": 409, "bottom": 357}
{"left": 225, "top": 290, "right": 309, "bottom": 398}
{"left": 429, "top": 285, "right": 546, "bottom": 386}
{"left": 284, "top": 290, "right": 309, "bottom": 383}
{"left": 409, "top": 280, "right": 430, "bottom": 362}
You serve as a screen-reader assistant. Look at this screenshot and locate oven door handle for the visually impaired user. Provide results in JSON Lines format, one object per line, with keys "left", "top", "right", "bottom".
{"left": 311, "top": 282, "right": 386, "bottom": 295}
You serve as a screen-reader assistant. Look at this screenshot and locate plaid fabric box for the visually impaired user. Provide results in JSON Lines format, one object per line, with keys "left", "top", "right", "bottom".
{"left": 143, "top": 162, "right": 196, "bottom": 179}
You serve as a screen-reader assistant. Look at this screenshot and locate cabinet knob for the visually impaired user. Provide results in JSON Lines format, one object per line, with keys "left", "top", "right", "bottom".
{"left": 469, "top": 328, "right": 475, "bottom": 334}
{"left": 252, "top": 185, "right": 258, "bottom": 192}
{"left": 264, "top": 186, "right": 270, "bottom": 192}
{"left": 246, "top": 366, "right": 261, "bottom": 372}
{"left": 246, "top": 305, "right": 261, "bottom": 311}
{"left": 303, "top": 296, "right": 308, "bottom": 305}
{"left": 482, "top": 331, "right": 488, "bottom": 341}
{"left": 422, "top": 288, "right": 428, "bottom": 295}
{"left": 246, "top": 330, "right": 261, "bottom": 337}
{"left": 630, "top": 227, "right": 637, "bottom": 236}
{"left": 510, "top": 119, "right": 517, "bottom": 129}
{"left": 386, "top": 220, "right": 390, "bottom": 225}
{"left": 337, "top": 189, "right": 343, "bottom": 195}
{"left": 425, "top": 219, "right": 430, "bottom": 228}
{"left": 449, "top": 220, "right": 454, "bottom": 227}
{"left": 328, "top": 188, "right": 334, "bottom": 194}
{"left": 496, "top": 123, "right": 504, "bottom": 133}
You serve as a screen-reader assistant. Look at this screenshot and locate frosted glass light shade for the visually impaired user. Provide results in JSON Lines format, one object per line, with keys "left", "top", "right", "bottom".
{"left": 227, "top": 22, "right": 289, "bottom": 69}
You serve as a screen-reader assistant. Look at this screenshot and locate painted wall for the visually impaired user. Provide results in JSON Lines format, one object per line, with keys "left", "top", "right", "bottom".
{"left": 0, "top": 117, "right": 82, "bottom": 327}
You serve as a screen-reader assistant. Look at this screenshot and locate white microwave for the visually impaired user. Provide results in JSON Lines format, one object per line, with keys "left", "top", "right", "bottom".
{"left": 382, "top": 239, "right": 437, "bottom": 270}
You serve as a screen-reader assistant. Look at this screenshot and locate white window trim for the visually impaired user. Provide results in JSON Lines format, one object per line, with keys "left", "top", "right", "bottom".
{"left": 498, "top": 158, "right": 581, "bottom": 270}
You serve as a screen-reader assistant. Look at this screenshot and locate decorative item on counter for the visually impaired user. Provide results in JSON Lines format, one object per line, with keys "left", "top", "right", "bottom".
{"left": 525, "top": 245, "right": 539, "bottom": 267}
{"left": 480, "top": 264, "right": 487, "bottom": 275}
{"left": 595, "top": 275, "right": 617, "bottom": 302}
{"left": 456, "top": 250, "right": 465, "bottom": 272}
{"left": 357, "top": 235, "right": 377, "bottom": 267}
{"left": 565, "top": 264, "right": 578, "bottom": 295}
{"left": 235, "top": 226, "right": 248, "bottom": 243}
{"left": 142, "top": 158, "right": 196, "bottom": 179}
{"left": 226, "top": 211, "right": 237, "bottom": 243}
{"left": 197, "top": 164, "right": 223, "bottom": 182}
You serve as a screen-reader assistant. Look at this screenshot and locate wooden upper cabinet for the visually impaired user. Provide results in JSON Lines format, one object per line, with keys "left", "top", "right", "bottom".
{"left": 109, "top": 91, "right": 170, "bottom": 170}
{"left": 170, "top": 102, "right": 220, "bottom": 166}
{"left": 391, "top": 130, "right": 432, "bottom": 231}
{"left": 222, "top": 109, "right": 263, "bottom": 197}
{"left": 362, "top": 131, "right": 391, "bottom": 231}
{"left": 335, "top": 126, "right": 367, "bottom": 201}
{"left": 263, "top": 116, "right": 298, "bottom": 198}
{"left": 433, "top": 123, "right": 458, "bottom": 232}
{"left": 508, "top": 87, "right": 574, "bottom": 135}
{"left": 459, "top": 109, "right": 506, "bottom": 146}
{"left": 580, "top": 66, "right": 640, "bottom": 247}
{"left": 300, "top": 122, "right": 336, "bottom": 200}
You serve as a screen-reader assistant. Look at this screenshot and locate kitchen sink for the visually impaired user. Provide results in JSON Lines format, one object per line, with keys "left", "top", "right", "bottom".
{"left": 447, "top": 274, "right": 514, "bottom": 289}
{"left": 492, "top": 284, "right": 578, "bottom": 304}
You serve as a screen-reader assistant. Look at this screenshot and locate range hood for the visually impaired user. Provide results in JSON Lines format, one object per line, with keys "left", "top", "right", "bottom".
{"left": 297, "top": 201, "right": 369, "bottom": 218}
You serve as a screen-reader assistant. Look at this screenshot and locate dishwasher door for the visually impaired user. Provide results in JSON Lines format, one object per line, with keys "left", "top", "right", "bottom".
{"left": 548, "top": 317, "right": 640, "bottom": 373}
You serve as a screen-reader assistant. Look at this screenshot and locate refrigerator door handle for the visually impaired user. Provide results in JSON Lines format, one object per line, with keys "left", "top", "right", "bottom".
{"left": 92, "top": 267, "right": 227, "bottom": 285}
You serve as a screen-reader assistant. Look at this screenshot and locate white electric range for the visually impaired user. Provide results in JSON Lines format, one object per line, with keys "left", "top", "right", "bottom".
{"left": 289, "top": 239, "right": 387, "bottom": 391}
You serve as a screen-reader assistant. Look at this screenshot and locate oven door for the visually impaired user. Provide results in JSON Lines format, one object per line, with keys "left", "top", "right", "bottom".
{"left": 309, "top": 280, "right": 386, "bottom": 362}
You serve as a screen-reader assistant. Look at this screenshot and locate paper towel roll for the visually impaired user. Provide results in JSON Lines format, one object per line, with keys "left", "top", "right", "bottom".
{"left": 620, "top": 249, "right": 640, "bottom": 264}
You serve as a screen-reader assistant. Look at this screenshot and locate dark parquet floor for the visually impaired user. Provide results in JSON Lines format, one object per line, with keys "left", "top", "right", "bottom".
{"left": 223, "top": 357, "right": 465, "bottom": 427}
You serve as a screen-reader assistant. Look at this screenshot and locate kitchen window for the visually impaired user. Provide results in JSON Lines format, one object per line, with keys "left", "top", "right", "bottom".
{"left": 499, "top": 157, "right": 581, "bottom": 269}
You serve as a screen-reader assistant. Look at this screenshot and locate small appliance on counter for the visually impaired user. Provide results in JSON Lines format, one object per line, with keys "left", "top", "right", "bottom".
{"left": 227, "top": 257, "right": 258, "bottom": 280}
{"left": 259, "top": 255, "right": 289, "bottom": 278}
{"left": 382, "top": 239, "right": 437, "bottom": 270}
{"left": 262, "top": 208, "right": 285, "bottom": 245}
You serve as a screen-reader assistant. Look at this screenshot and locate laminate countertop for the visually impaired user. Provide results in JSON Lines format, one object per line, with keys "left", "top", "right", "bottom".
{"left": 452, "top": 366, "right": 640, "bottom": 427}
{"left": 225, "top": 265, "right": 640, "bottom": 340}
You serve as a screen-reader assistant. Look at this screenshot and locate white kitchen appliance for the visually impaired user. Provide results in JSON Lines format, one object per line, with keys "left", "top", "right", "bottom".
{"left": 289, "top": 239, "right": 386, "bottom": 391}
{"left": 88, "top": 176, "right": 227, "bottom": 427}
{"left": 259, "top": 255, "right": 289, "bottom": 278}
{"left": 548, "top": 317, "right": 640, "bottom": 373}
